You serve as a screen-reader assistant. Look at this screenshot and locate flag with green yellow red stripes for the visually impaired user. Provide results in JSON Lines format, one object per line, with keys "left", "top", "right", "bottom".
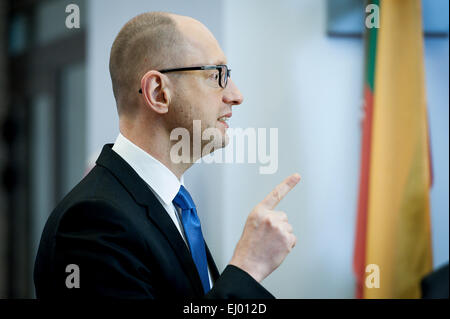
{"left": 353, "top": 0, "right": 433, "bottom": 299}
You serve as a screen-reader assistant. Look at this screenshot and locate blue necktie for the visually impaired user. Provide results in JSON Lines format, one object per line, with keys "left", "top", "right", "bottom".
{"left": 173, "top": 185, "right": 210, "bottom": 293}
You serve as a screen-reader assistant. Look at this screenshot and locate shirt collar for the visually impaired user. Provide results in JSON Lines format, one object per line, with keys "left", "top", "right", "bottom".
{"left": 112, "top": 133, "right": 183, "bottom": 205}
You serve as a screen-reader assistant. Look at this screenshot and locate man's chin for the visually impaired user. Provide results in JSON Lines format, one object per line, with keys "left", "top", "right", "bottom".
{"left": 222, "top": 132, "right": 230, "bottom": 147}
{"left": 215, "top": 126, "right": 230, "bottom": 148}
{"left": 199, "top": 129, "right": 229, "bottom": 158}
{"left": 209, "top": 132, "right": 229, "bottom": 149}
{"left": 210, "top": 122, "right": 230, "bottom": 146}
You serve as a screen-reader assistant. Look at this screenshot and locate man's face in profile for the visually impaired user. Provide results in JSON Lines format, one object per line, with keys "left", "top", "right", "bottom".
{"left": 165, "top": 16, "right": 244, "bottom": 151}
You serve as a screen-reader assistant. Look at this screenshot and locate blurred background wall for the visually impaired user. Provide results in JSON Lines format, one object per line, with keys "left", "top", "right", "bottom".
{"left": 0, "top": 0, "right": 448, "bottom": 298}
{"left": 0, "top": 0, "right": 9, "bottom": 299}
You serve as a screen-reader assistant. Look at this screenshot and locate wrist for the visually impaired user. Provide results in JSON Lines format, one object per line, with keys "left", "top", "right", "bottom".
{"left": 229, "top": 258, "right": 264, "bottom": 282}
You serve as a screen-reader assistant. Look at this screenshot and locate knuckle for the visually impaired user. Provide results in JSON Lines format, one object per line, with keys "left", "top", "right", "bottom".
{"left": 283, "top": 234, "right": 291, "bottom": 248}
{"left": 248, "top": 212, "right": 261, "bottom": 228}
{"left": 263, "top": 214, "right": 273, "bottom": 227}
{"left": 272, "top": 189, "right": 281, "bottom": 202}
{"left": 286, "top": 223, "right": 293, "bottom": 233}
{"left": 275, "top": 223, "right": 284, "bottom": 234}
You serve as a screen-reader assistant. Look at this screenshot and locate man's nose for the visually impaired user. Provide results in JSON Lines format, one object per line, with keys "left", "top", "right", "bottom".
{"left": 223, "top": 79, "right": 244, "bottom": 106}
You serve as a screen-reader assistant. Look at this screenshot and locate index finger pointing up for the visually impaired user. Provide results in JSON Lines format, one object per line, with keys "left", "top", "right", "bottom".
{"left": 260, "top": 173, "right": 301, "bottom": 210}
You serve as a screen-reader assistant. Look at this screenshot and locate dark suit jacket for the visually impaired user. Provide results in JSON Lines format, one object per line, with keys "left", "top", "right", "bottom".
{"left": 34, "top": 144, "right": 274, "bottom": 299}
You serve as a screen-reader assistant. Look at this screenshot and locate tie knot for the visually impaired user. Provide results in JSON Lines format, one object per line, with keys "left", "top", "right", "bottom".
{"left": 173, "top": 185, "right": 196, "bottom": 210}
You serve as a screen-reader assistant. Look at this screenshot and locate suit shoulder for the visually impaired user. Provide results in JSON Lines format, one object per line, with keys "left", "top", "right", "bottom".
{"left": 64, "top": 165, "right": 133, "bottom": 206}
{"left": 41, "top": 165, "right": 147, "bottom": 242}
{"left": 57, "top": 165, "right": 139, "bottom": 214}
{"left": 58, "top": 197, "right": 130, "bottom": 228}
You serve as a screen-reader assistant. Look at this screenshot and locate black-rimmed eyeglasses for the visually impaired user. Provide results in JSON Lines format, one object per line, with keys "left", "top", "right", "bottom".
{"left": 138, "top": 64, "right": 231, "bottom": 93}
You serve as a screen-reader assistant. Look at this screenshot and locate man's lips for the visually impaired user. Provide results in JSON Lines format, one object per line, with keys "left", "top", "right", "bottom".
{"left": 217, "top": 112, "right": 232, "bottom": 128}
{"left": 218, "top": 112, "right": 232, "bottom": 119}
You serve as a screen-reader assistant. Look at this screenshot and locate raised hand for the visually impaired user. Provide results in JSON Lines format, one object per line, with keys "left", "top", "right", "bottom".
{"left": 229, "top": 173, "right": 301, "bottom": 282}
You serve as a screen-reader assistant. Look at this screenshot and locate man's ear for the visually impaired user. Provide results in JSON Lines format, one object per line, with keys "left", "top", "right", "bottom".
{"left": 140, "top": 71, "right": 171, "bottom": 114}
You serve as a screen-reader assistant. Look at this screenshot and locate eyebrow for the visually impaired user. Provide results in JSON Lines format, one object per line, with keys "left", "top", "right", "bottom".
{"left": 212, "top": 59, "right": 227, "bottom": 65}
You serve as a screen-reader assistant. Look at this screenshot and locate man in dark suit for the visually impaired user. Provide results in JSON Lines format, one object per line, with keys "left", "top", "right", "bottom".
{"left": 34, "top": 12, "right": 300, "bottom": 299}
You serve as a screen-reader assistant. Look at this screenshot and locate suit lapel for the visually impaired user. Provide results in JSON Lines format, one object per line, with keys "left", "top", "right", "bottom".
{"left": 96, "top": 144, "right": 205, "bottom": 296}
{"left": 205, "top": 243, "right": 220, "bottom": 282}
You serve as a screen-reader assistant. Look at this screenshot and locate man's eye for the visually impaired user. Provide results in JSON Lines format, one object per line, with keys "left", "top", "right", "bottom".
{"left": 210, "top": 73, "right": 219, "bottom": 80}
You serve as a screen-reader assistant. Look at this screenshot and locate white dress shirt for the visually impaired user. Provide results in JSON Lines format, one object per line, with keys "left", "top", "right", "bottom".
{"left": 112, "top": 133, "right": 213, "bottom": 288}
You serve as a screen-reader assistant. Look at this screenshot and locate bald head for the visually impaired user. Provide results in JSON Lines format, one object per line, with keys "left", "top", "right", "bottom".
{"left": 110, "top": 12, "right": 226, "bottom": 118}
{"left": 109, "top": 12, "right": 186, "bottom": 116}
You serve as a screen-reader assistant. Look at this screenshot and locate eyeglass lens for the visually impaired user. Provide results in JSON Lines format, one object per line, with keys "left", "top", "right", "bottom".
{"left": 220, "top": 66, "right": 228, "bottom": 88}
